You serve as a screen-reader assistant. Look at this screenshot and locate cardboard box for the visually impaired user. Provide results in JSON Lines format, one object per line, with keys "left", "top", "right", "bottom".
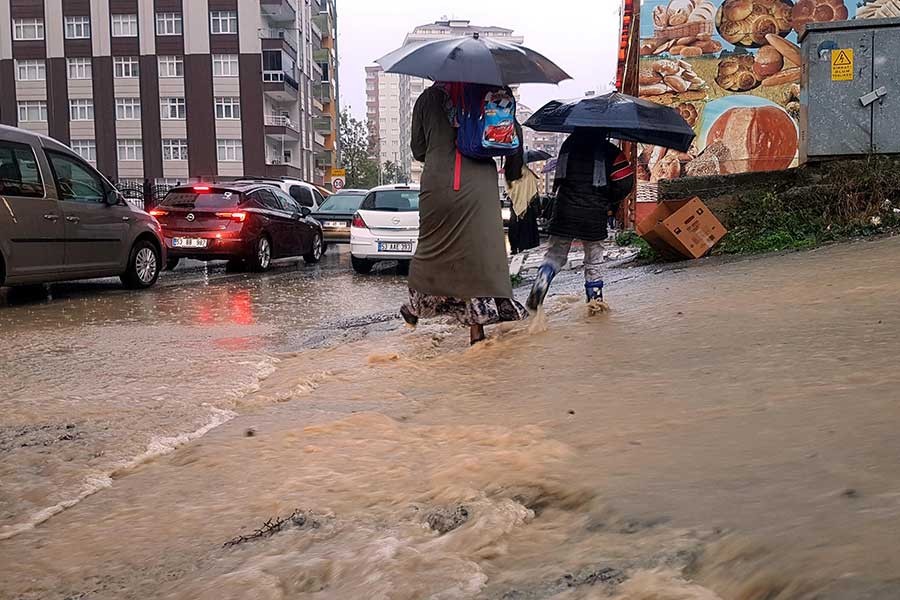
{"left": 636, "top": 197, "right": 726, "bottom": 259}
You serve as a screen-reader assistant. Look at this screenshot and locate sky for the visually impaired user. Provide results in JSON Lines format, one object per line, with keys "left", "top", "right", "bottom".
{"left": 335, "top": 0, "right": 623, "bottom": 120}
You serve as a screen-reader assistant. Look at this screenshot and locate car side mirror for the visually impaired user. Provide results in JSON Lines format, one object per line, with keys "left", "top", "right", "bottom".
{"left": 300, "top": 207, "right": 311, "bottom": 217}
{"left": 105, "top": 188, "right": 121, "bottom": 205}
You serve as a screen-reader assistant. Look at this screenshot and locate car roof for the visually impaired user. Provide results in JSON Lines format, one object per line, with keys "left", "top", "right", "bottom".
{"left": 369, "top": 183, "right": 421, "bottom": 192}
{"left": 330, "top": 189, "right": 368, "bottom": 194}
{"left": 167, "top": 182, "right": 271, "bottom": 193}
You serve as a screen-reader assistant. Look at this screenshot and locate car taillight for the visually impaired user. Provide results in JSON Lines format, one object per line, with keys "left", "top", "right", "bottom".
{"left": 351, "top": 213, "right": 367, "bottom": 228}
{"left": 215, "top": 211, "right": 247, "bottom": 222}
{"left": 149, "top": 209, "right": 168, "bottom": 217}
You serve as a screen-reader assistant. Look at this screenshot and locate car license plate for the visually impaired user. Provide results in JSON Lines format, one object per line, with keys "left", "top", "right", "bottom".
{"left": 378, "top": 241, "right": 413, "bottom": 252}
{"left": 324, "top": 221, "right": 347, "bottom": 228}
{"left": 172, "top": 237, "right": 208, "bottom": 248}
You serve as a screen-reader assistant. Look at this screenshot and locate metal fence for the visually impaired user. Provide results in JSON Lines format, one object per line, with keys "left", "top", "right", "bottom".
{"left": 114, "top": 181, "right": 176, "bottom": 211}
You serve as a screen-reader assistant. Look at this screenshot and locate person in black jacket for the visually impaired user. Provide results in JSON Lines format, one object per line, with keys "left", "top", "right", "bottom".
{"left": 526, "top": 129, "right": 634, "bottom": 311}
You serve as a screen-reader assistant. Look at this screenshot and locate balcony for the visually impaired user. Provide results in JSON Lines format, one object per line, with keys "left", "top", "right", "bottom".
{"left": 313, "top": 48, "right": 330, "bottom": 64}
{"left": 266, "top": 162, "right": 305, "bottom": 180}
{"left": 314, "top": 132, "right": 327, "bottom": 149}
{"left": 314, "top": 13, "right": 333, "bottom": 37}
{"left": 315, "top": 82, "right": 334, "bottom": 103}
{"left": 259, "top": 29, "right": 297, "bottom": 56}
{"left": 260, "top": 0, "right": 297, "bottom": 23}
{"left": 265, "top": 115, "right": 300, "bottom": 140}
{"left": 315, "top": 151, "right": 333, "bottom": 169}
{"left": 312, "top": 116, "right": 333, "bottom": 132}
{"left": 263, "top": 70, "right": 299, "bottom": 102}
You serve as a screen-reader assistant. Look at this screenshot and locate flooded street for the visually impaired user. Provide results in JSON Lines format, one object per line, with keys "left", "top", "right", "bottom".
{"left": 0, "top": 249, "right": 409, "bottom": 540}
{"left": 2, "top": 238, "right": 900, "bottom": 599}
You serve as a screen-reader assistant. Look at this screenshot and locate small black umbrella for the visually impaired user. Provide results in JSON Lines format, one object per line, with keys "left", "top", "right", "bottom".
{"left": 376, "top": 34, "right": 571, "bottom": 86}
{"left": 524, "top": 148, "right": 553, "bottom": 163}
{"left": 524, "top": 92, "right": 695, "bottom": 152}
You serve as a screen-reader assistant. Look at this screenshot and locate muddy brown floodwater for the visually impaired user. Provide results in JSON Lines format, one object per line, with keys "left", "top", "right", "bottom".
{"left": 2, "top": 238, "right": 900, "bottom": 599}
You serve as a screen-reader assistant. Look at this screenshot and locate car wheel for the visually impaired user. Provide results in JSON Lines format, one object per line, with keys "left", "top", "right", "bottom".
{"left": 121, "top": 239, "right": 161, "bottom": 289}
{"left": 249, "top": 235, "right": 272, "bottom": 272}
{"left": 303, "top": 232, "right": 324, "bottom": 264}
{"left": 351, "top": 255, "right": 374, "bottom": 274}
{"left": 321, "top": 242, "right": 329, "bottom": 255}
{"left": 165, "top": 257, "right": 180, "bottom": 271}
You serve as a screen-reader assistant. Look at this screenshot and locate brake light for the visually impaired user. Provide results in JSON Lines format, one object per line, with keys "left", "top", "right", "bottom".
{"left": 149, "top": 209, "right": 168, "bottom": 217}
{"left": 351, "top": 213, "right": 367, "bottom": 228}
{"left": 193, "top": 185, "right": 210, "bottom": 192}
{"left": 215, "top": 211, "right": 247, "bottom": 222}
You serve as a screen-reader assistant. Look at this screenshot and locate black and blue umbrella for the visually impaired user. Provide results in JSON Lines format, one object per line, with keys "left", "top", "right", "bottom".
{"left": 524, "top": 148, "right": 553, "bottom": 163}
{"left": 524, "top": 92, "right": 695, "bottom": 152}
{"left": 376, "top": 34, "right": 571, "bottom": 86}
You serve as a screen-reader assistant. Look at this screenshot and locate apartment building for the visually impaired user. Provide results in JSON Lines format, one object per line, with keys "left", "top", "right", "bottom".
{"left": 0, "top": 0, "right": 339, "bottom": 187}
{"left": 366, "top": 19, "right": 523, "bottom": 184}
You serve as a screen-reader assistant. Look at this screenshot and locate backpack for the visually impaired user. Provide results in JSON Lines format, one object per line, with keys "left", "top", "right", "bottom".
{"left": 447, "top": 84, "right": 520, "bottom": 191}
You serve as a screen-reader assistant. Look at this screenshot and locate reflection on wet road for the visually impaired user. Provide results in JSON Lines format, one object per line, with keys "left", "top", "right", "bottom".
{"left": 0, "top": 248, "right": 409, "bottom": 538}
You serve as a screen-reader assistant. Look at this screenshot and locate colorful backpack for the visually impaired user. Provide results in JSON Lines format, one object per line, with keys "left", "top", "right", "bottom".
{"left": 447, "top": 84, "right": 520, "bottom": 191}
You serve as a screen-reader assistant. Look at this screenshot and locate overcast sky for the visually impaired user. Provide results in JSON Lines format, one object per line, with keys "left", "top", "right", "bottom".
{"left": 335, "top": 0, "right": 623, "bottom": 120}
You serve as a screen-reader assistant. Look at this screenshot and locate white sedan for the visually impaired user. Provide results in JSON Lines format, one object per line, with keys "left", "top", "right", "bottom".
{"left": 350, "top": 184, "right": 420, "bottom": 274}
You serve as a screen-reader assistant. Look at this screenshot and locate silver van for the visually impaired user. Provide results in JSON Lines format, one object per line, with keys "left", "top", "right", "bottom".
{"left": 0, "top": 125, "right": 164, "bottom": 289}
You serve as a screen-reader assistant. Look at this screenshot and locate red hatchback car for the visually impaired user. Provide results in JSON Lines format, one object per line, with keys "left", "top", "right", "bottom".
{"left": 151, "top": 183, "right": 324, "bottom": 271}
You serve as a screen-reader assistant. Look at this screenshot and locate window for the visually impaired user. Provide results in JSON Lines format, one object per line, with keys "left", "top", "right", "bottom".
{"left": 13, "top": 18, "right": 44, "bottom": 41}
{"left": 70, "top": 139, "right": 97, "bottom": 162}
{"left": 254, "top": 188, "right": 281, "bottom": 210}
{"left": 67, "top": 57, "right": 92, "bottom": 79}
{"left": 69, "top": 99, "right": 94, "bottom": 121}
{"left": 47, "top": 150, "right": 106, "bottom": 203}
{"left": 0, "top": 141, "right": 45, "bottom": 198}
{"left": 289, "top": 185, "right": 314, "bottom": 208}
{"left": 160, "top": 97, "right": 186, "bottom": 120}
{"left": 18, "top": 101, "right": 47, "bottom": 122}
{"left": 209, "top": 11, "right": 237, "bottom": 34}
{"left": 216, "top": 139, "right": 242, "bottom": 162}
{"left": 115, "top": 98, "right": 141, "bottom": 120}
{"left": 156, "top": 12, "right": 182, "bottom": 36}
{"left": 113, "top": 56, "right": 140, "bottom": 78}
{"left": 212, "top": 54, "right": 239, "bottom": 77}
{"left": 15, "top": 60, "right": 45, "bottom": 81}
{"left": 117, "top": 140, "right": 143, "bottom": 162}
{"left": 214, "top": 97, "right": 241, "bottom": 120}
{"left": 161, "top": 139, "right": 188, "bottom": 161}
{"left": 111, "top": 14, "right": 138, "bottom": 37}
{"left": 158, "top": 55, "right": 183, "bottom": 78}
{"left": 64, "top": 16, "right": 91, "bottom": 39}
{"left": 272, "top": 189, "right": 301, "bottom": 213}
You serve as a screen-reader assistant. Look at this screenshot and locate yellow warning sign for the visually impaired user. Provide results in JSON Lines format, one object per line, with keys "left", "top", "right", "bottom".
{"left": 831, "top": 49, "right": 854, "bottom": 81}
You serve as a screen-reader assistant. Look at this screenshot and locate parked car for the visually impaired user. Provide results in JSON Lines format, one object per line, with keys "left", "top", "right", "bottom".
{"left": 350, "top": 184, "right": 420, "bottom": 274}
{"left": 150, "top": 182, "right": 323, "bottom": 271}
{"left": 0, "top": 125, "right": 164, "bottom": 289}
{"left": 234, "top": 177, "right": 326, "bottom": 212}
{"left": 311, "top": 189, "right": 368, "bottom": 246}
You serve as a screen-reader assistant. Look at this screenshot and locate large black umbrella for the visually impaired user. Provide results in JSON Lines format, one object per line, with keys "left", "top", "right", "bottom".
{"left": 524, "top": 92, "right": 695, "bottom": 152}
{"left": 524, "top": 148, "right": 552, "bottom": 163}
{"left": 376, "top": 34, "right": 571, "bottom": 86}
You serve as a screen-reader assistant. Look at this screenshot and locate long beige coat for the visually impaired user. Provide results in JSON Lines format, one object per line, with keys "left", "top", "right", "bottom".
{"left": 407, "top": 85, "right": 513, "bottom": 299}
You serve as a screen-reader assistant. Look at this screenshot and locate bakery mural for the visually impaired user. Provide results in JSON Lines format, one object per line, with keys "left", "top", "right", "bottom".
{"left": 636, "top": 0, "right": 888, "bottom": 183}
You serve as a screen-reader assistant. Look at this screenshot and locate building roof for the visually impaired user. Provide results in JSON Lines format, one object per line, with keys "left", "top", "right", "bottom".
{"left": 405, "top": 19, "right": 522, "bottom": 45}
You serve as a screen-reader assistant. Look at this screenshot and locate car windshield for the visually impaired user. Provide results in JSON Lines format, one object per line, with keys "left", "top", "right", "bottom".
{"left": 318, "top": 192, "right": 365, "bottom": 213}
{"left": 361, "top": 190, "right": 419, "bottom": 212}
{"left": 160, "top": 188, "right": 242, "bottom": 209}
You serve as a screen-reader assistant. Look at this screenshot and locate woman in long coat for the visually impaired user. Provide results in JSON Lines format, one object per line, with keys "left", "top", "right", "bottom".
{"left": 400, "top": 83, "right": 527, "bottom": 345}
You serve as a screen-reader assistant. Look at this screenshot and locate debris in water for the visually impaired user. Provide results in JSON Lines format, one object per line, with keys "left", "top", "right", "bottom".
{"left": 244, "top": 428, "right": 256, "bottom": 437}
{"left": 568, "top": 410, "right": 575, "bottom": 415}
{"left": 223, "top": 509, "right": 318, "bottom": 547}
{"left": 842, "top": 488, "right": 859, "bottom": 499}
{"left": 425, "top": 505, "right": 470, "bottom": 534}
{"left": 500, "top": 565, "right": 627, "bottom": 599}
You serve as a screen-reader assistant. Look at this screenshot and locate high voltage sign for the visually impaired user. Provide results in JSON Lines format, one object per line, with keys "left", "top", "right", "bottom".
{"left": 831, "top": 49, "right": 854, "bottom": 81}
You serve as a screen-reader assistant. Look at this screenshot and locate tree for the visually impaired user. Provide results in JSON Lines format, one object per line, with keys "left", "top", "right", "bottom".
{"left": 339, "top": 109, "right": 379, "bottom": 189}
{"left": 382, "top": 160, "right": 408, "bottom": 184}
